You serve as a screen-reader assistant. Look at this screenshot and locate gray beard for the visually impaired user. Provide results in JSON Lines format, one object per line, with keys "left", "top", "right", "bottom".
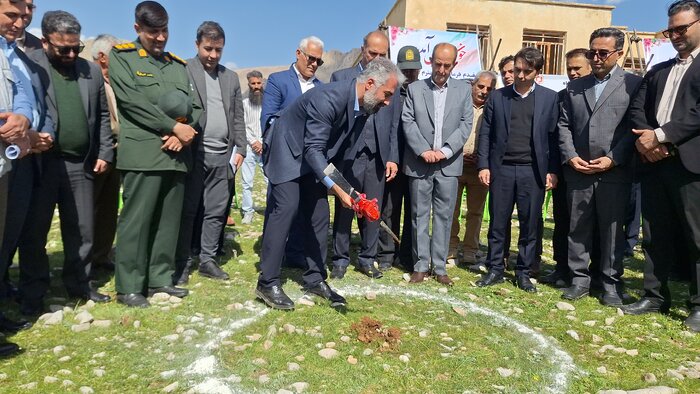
{"left": 248, "top": 89, "right": 263, "bottom": 105}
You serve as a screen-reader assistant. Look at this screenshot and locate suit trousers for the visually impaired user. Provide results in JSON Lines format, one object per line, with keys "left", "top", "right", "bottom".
{"left": 0, "top": 156, "right": 33, "bottom": 287}
{"left": 92, "top": 163, "right": 120, "bottom": 266}
{"left": 567, "top": 180, "right": 630, "bottom": 291}
{"left": 0, "top": 173, "right": 7, "bottom": 274}
{"left": 409, "top": 170, "right": 458, "bottom": 276}
{"left": 115, "top": 170, "right": 184, "bottom": 294}
{"left": 241, "top": 146, "right": 267, "bottom": 214}
{"left": 624, "top": 182, "right": 642, "bottom": 255}
{"left": 640, "top": 156, "right": 700, "bottom": 309}
{"left": 258, "top": 173, "right": 329, "bottom": 288}
{"left": 449, "top": 165, "right": 488, "bottom": 259}
{"left": 551, "top": 176, "right": 570, "bottom": 275}
{"left": 176, "top": 152, "right": 230, "bottom": 276}
{"left": 332, "top": 151, "right": 385, "bottom": 268}
{"left": 19, "top": 153, "right": 94, "bottom": 300}
{"left": 485, "top": 164, "right": 544, "bottom": 277}
{"left": 377, "top": 171, "right": 413, "bottom": 269}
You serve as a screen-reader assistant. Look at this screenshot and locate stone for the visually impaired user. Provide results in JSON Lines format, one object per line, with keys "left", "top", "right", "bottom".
{"left": 92, "top": 320, "right": 112, "bottom": 328}
{"left": 365, "top": 291, "right": 377, "bottom": 300}
{"left": 92, "top": 352, "right": 106, "bottom": 359}
{"left": 592, "top": 334, "right": 603, "bottom": 343}
{"left": 258, "top": 375, "right": 270, "bottom": 384}
{"left": 93, "top": 369, "right": 105, "bottom": 377}
{"left": 162, "top": 334, "right": 179, "bottom": 342}
{"left": 247, "top": 333, "right": 262, "bottom": 341}
{"left": 318, "top": 348, "right": 339, "bottom": 359}
{"left": 419, "top": 330, "right": 429, "bottom": 338}
{"left": 160, "top": 370, "right": 177, "bottom": 379}
{"left": 325, "top": 342, "right": 336, "bottom": 349}
{"left": 182, "top": 329, "right": 199, "bottom": 337}
{"left": 283, "top": 324, "right": 296, "bottom": 334}
{"left": 53, "top": 345, "right": 65, "bottom": 355}
{"left": 290, "top": 382, "right": 309, "bottom": 393}
{"left": 642, "top": 373, "right": 658, "bottom": 384}
{"left": 49, "top": 305, "right": 63, "bottom": 312}
{"left": 583, "top": 320, "right": 597, "bottom": 327}
{"left": 44, "top": 376, "right": 59, "bottom": 384}
{"left": 252, "top": 358, "right": 267, "bottom": 366}
{"left": 278, "top": 390, "right": 294, "bottom": 394}
{"left": 74, "top": 311, "right": 94, "bottom": 324}
{"left": 438, "top": 288, "right": 448, "bottom": 294}
{"left": 626, "top": 349, "right": 639, "bottom": 356}
{"left": 163, "top": 382, "right": 179, "bottom": 393}
{"left": 597, "top": 366, "right": 608, "bottom": 374}
{"left": 18, "top": 382, "right": 37, "bottom": 389}
{"left": 0, "top": 373, "right": 6, "bottom": 380}
{"left": 666, "top": 369, "right": 685, "bottom": 380}
{"left": 42, "top": 310, "right": 64, "bottom": 325}
{"left": 627, "top": 387, "right": 679, "bottom": 394}
{"left": 57, "top": 369, "right": 71, "bottom": 375}
{"left": 83, "top": 300, "right": 96, "bottom": 309}
{"left": 555, "top": 302, "right": 575, "bottom": 311}
{"left": 298, "top": 297, "right": 315, "bottom": 306}
{"left": 347, "top": 355, "right": 358, "bottom": 365}
{"left": 403, "top": 273, "right": 411, "bottom": 282}
{"left": 399, "top": 354, "right": 410, "bottom": 363}
{"left": 497, "top": 367, "right": 514, "bottom": 377}
{"left": 566, "top": 330, "right": 580, "bottom": 341}
{"left": 295, "top": 355, "right": 305, "bottom": 362}
{"left": 340, "top": 335, "right": 351, "bottom": 342}
{"left": 150, "top": 292, "right": 170, "bottom": 302}
{"left": 169, "top": 296, "right": 182, "bottom": 304}
{"left": 605, "top": 317, "right": 616, "bottom": 325}
{"left": 133, "top": 320, "right": 141, "bottom": 328}
{"left": 70, "top": 322, "right": 91, "bottom": 332}
{"left": 263, "top": 340, "right": 274, "bottom": 350}
{"left": 362, "top": 349, "right": 373, "bottom": 356}
{"left": 58, "top": 356, "right": 71, "bottom": 362}
{"left": 79, "top": 387, "right": 94, "bottom": 394}
{"left": 512, "top": 307, "right": 524, "bottom": 314}
{"left": 189, "top": 316, "right": 204, "bottom": 323}
{"left": 452, "top": 307, "right": 467, "bottom": 317}
{"left": 288, "top": 362, "right": 300, "bottom": 371}
{"left": 61, "top": 380, "right": 74, "bottom": 387}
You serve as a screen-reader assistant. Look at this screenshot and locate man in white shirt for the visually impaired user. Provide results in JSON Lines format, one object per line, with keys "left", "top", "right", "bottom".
{"left": 240, "top": 70, "right": 267, "bottom": 224}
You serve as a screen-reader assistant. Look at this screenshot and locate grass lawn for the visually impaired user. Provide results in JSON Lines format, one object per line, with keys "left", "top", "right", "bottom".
{"left": 1, "top": 167, "right": 699, "bottom": 393}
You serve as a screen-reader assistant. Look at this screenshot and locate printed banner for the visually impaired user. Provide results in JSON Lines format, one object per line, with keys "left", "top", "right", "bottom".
{"left": 388, "top": 26, "right": 481, "bottom": 80}
{"left": 643, "top": 38, "right": 675, "bottom": 70}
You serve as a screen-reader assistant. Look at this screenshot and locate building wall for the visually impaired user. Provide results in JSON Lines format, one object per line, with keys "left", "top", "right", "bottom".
{"left": 385, "top": 0, "right": 615, "bottom": 72}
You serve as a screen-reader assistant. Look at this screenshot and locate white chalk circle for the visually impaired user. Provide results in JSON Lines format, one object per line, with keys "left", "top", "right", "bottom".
{"left": 185, "top": 284, "right": 578, "bottom": 393}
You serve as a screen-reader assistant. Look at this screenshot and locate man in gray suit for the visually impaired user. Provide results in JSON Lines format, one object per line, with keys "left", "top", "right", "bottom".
{"left": 175, "top": 21, "right": 245, "bottom": 284}
{"left": 558, "top": 28, "right": 642, "bottom": 306}
{"left": 402, "top": 43, "right": 472, "bottom": 285}
{"left": 257, "top": 57, "right": 402, "bottom": 310}
{"left": 21, "top": 10, "right": 112, "bottom": 314}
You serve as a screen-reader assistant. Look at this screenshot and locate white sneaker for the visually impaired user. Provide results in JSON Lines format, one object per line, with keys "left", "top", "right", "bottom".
{"left": 242, "top": 211, "right": 254, "bottom": 224}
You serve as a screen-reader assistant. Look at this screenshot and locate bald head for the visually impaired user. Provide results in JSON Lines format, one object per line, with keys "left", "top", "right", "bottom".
{"left": 361, "top": 30, "right": 389, "bottom": 67}
{"left": 432, "top": 43, "right": 457, "bottom": 63}
{"left": 431, "top": 42, "right": 457, "bottom": 87}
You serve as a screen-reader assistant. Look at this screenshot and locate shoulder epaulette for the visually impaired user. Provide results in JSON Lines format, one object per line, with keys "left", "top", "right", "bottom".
{"left": 113, "top": 42, "right": 136, "bottom": 52}
{"left": 169, "top": 52, "right": 186, "bottom": 65}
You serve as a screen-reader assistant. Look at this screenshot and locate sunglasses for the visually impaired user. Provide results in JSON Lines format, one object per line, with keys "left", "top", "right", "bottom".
{"left": 662, "top": 19, "right": 700, "bottom": 38}
{"left": 584, "top": 49, "right": 619, "bottom": 61}
{"left": 46, "top": 39, "right": 85, "bottom": 55}
{"left": 301, "top": 50, "right": 324, "bottom": 66}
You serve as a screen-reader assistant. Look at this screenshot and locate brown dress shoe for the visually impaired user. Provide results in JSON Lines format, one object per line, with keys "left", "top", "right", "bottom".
{"left": 409, "top": 271, "right": 427, "bottom": 283}
{"left": 435, "top": 275, "right": 453, "bottom": 286}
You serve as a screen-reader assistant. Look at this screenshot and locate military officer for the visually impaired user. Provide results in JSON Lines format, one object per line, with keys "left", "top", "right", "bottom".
{"left": 110, "top": 1, "right": 201, "bottom": 307}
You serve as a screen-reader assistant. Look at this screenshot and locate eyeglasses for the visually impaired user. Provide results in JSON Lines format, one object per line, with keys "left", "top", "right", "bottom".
{"left": 301, "top": 50, "right": 324, "bottom": 66}
{"left": 662, "top": 19, "right": 700, "bottom": 38}
{"left": 27, "top": 3, "right": 36, "bottom": 10}
{"left": 46, "top": 39, "right": 85, "bottom": 55}
{"left": 584, "top": 49, "right": 619, "bottom": 61}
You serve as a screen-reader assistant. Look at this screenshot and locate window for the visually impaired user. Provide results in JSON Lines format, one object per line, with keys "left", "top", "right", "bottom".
{"left": 522, "top": 29, "right": 566, "bottom": 74}
{"left": 447, "top": 23, "right": 490, "bottom": 69}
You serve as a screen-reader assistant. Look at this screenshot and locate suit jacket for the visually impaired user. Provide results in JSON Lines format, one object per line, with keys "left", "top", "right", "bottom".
{"left": 16, "top": 48, "right": 54, "bottom": 136}
{"left": 558, "top": 67, "right": 642, "bottom": 185}
{"left": 477, "top": 85, "right": 560, "bottom": 187}
{"left": 628, "top": 57, "right": 700, "bottom": 174}
{"left": 262, "top": 78, "right": 365, "bottom": 185}
{"left": 261, "top": 64, "right": 322, "bottom": 129}
{"left": 330, "top": 64, "right": 400, "bottom": 166}
{"left": 186, "top": 58, "right": 246, "bottom": 167}
{"left": 28, "top": 50, "right": 112, "bottom": 178}
{"left": 402, "top": 77, "right": 473, "bottom": 178}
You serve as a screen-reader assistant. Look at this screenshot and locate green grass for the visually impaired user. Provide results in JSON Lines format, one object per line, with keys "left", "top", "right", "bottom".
{"left": 1, "top": 167, "right": 699, "bottom": 393}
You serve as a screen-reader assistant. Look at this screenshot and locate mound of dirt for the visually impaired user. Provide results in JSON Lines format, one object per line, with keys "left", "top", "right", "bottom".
{"left": 350, "top": 316, "right": 401, "bottom": 352}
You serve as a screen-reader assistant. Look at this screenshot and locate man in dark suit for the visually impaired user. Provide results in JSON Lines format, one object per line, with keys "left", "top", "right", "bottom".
{"left": 402, "top": 43, "right": 472, "bottom": 285}
{"left": 257, "top": 57, "right": 402, "bottom": 310}
{"left": 20, "top": 10, "right": 112, "bottom": 314}
{"left": 557, "top": 28, "right": 642, "bottom": 306}
{"left": 623, "top": 0, "right": 700, "bottom": 332}
{"left": 15, "top": 0, "right": 40, "bottom": 52}
{"left": 329, "top": 31, "right": 400, "bottom": 279}
{"left": 476, "top": 47, "right": 560, "bottom": 293}
{"left": 260, "top": 36, "right": 324, "bottom": 269}
{"left": 174, "top": 21, "right": 245, "bottom": 284}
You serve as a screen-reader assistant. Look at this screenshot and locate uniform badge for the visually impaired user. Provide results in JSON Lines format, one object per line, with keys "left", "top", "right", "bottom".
{"left": 138, "top": 48, "right": 148, "bottom": 57}
{"left": 135, "top": 71, "right": 154, "bottom": 77}
{"left": 405, "top": 49, "right": 415, "bottom": 61}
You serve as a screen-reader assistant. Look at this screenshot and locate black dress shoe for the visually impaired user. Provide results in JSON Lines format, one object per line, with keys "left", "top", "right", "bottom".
{"left": 255, "top": 285, "right": 294, "bottom": 310}
{"left": 0, "top": 315, "right": 32, "bottom": 333}
{"left": 378, "top": 262, "right": 392, "bottom": 271}
{"left": 0, "top": 342, "right": 21, "bottom": 358}
{"left": 304, "top": 281, "right": 346, "bottom": 307}
{"left": 476, "top": 271, "right": 504, "bottom": 287}
{"left": 622, "top": 298, "right": 670, "bottom": 315}
{"left": 20, "top": 299, "right": 43, "bottom": 317}
{"left": 540, "top": 271, "right": 569, "bottom": 287}
{"left": 148, "top": 286, "right": 189, "bottom": 298}
{"left": 357, "top": 264, "right": 383, "bottom": 279}
{"left": 561, "top": 285, "right": 589, "bottom": 301}
{"left": 116, "top": 293, "right": 150, "bottom": 308}
{"left": 67, "top": 289, "right": 111, "bottom": 303}
{"left": 599, "top": 291, "right": 623, "bottom": 307}
{"left": 198, "top": 261, "right": 230, "bottom": 280}
{"left": 330, "top": 266, "right": 346, "bottom": 280}
{"left": 515, "top": 276, "right": 537, "bottom": 293}
{"left": 684, "top": 311, "right": 700, "bottom": 332}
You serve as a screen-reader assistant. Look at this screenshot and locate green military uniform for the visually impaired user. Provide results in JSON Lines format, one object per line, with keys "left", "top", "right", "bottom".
{"left": 109, "top": 39, "right": 202, "bottom": 294}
